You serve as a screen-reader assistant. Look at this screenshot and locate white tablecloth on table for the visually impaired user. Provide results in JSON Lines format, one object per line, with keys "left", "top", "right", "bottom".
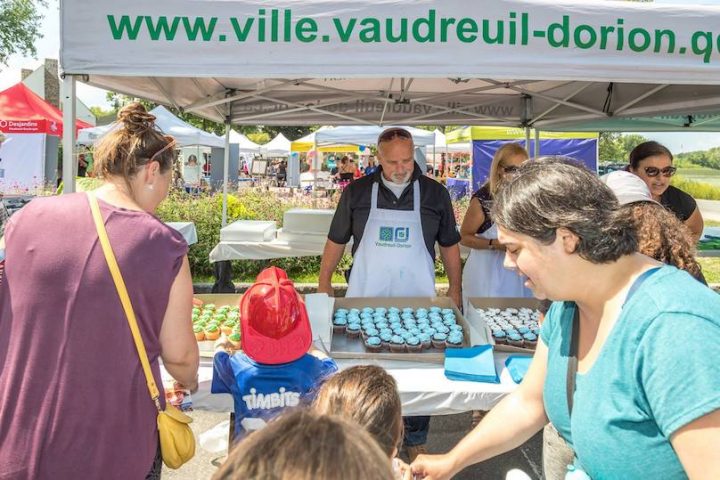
{"left": 209, "top": 239, "right": 352, "bottom": 262}
{"left": 167, "top": 222, "right": 198, "bottom": 246}
{"left": 180, "top": 352, "right": 521, "bottom": 417}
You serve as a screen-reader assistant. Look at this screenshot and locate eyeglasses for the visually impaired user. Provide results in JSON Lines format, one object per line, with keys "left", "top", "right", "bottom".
{"left": 377, "top": 128, "right": 412, "bottom": 145}
{"left": 644, "top": 166, "right": 676, "bottom": 177}
{"left": 150, "top": 135, "right": 177, "bottom": 163}
{"left": 501, "top": 165, "right": 519, "bottom": 174}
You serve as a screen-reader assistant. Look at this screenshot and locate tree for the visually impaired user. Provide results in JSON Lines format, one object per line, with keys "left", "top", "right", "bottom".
{"left": 0, "top": 0, "right": 48, "bottom": 65}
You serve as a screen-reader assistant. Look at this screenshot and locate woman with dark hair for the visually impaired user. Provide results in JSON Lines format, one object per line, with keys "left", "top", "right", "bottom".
{"left": 412, "top": 159, "right": 720, "bottom": 480}
{"left": 628, "top": 141, "right": 704, "bottom": 242}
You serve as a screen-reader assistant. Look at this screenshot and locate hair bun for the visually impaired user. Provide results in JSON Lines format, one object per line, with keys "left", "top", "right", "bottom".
{"left": 117, "top": 102, "right": 156, "bottom": 135}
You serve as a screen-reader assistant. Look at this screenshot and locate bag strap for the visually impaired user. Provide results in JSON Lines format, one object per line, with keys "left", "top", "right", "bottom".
{"left": 88, "top": 192, "right": 162, "bottom": 410}
{"left": 566, "top": 266, "right": 661, "bottom": 418}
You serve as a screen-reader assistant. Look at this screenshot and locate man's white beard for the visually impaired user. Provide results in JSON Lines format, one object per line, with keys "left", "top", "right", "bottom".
{"left": 391, "top": 172, "right": 411, "bottom": 184}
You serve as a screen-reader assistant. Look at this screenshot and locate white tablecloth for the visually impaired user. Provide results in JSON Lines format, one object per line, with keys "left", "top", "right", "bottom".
{"left": 167, "top": 222, "right": 198, "bottom": 246}
{"left": 209, "top": 239, "right": 352, "bottom": 262}
{"left": 180, "top": 352, "right": 521, "bottom": 417}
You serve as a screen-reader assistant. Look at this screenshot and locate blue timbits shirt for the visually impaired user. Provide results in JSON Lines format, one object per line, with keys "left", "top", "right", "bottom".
{"left": 212, "top": 352, "right": 338, "bottom": 441}
{"left": 541, "top": 265, "right": 720, "bottom": 480}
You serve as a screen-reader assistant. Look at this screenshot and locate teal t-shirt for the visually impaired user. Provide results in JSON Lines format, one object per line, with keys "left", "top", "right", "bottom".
{"left": 541, "top": 265, "right": 720, "bottom": 480}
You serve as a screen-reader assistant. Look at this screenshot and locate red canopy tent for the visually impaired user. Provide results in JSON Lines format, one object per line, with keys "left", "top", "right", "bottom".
{"left": 0, "top": 82, "right": 91, "bottom": 137}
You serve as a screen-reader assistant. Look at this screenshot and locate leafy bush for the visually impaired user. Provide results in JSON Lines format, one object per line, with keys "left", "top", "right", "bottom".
{"left": 155, "top": 189, "right": 339, "bottom": 280}
{"left": 671, "top": 175, "right": 720, "bottom": 200}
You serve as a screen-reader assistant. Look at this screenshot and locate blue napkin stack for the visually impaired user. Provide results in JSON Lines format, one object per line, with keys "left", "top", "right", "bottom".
{"left": 504, "top": 355, "right": 533, "bottom": 384}
{"left": 444, "top": 344, "right": 499, "bottom": 383}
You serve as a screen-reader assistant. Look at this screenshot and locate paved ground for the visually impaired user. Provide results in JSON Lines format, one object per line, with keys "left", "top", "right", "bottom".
{"left": 163, "top": 410, "right": 542, "bottom": 480}
{"left": 698, "top": 199, "right": 720, "bottom": 222}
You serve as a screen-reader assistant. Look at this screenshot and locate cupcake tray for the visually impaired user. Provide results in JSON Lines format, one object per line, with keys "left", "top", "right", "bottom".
{"left": 328, "top": 297, "right": 474, "bottom": 362}
{"left": 466, "top": 297, "right": 544, "bottom": 354}
{"left": 193, "top": 294, "right": 244, "bottom": 357}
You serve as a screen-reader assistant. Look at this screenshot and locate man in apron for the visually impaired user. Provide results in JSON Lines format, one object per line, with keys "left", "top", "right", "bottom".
{"left": 319, "top": 127, "right": 462, "bottom": 461}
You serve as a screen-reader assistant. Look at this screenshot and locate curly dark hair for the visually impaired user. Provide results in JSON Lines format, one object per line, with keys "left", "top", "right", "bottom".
{"left": 623, "top": 202, "right": 703, "bottom": 281}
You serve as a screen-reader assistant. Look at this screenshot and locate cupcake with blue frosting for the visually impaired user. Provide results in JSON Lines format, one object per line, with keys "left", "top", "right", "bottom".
{"left": 447, "top": 331, "right": 464, "bottom": 348}
{"left": 389, "top": 335, "right": 406, "bottom": 353}
{"left": 522, "top": 332, "right": 538, "bottom": 348}
{"left": 332, "top": 316, "right": 348, "bottom": 334}
{"left": 492, "top": 330, "right": 507, "bottom": 345}
{"left": 405, "top": 336, "right": 422, "bottom": 352}
{"left": 379, "top": 332, "right": 393, "bottom": 348}
{"left": 365, "top": 336, "right": 383, "bottom": 352}
{"left": 507, "top": 333, "right": 524, "bottom": 347}
{"left": 432, "top": 332, "right": 448, "bottom": 350}
{"left": 417, "top": 332, "right": 432, "bottom": 349}
{"left": 346, "top": 322, "right": 362, "bottom": 339}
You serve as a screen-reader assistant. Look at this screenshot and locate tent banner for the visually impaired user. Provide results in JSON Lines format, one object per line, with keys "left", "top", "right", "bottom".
{"left": 0, "top": 119, "right": 58, "bottom": 135}
{"left": 0, "top": 133, "right": 47, "bottom": 192}
{"left": 471, "top": 138, "right": 597, "bottom": 192}
{"left": 61, "top": 0, "right": 720, "bottom": 83}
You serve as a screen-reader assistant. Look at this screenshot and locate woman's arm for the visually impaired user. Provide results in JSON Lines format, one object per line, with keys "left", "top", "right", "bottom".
{"left": 159, "top": 256, "right": 199, "bottom": 389}
{"left": 460, "top": 198, "right": 500, "bottom": 251}
{"left": 671, "top": 408, "right": 720, "bottom": 480}
{"left": 684, "top": 207, "right": 704, "bottom": 244}
{"left": 411, "top": 342, "right": 550, "bottom": 480}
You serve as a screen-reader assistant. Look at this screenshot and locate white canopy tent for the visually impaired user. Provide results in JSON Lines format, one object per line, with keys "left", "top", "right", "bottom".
{"left": 260, "top": 133, "right": 291, "bottom": 157}
{"left": 228, "top": 129, "right": 261, "bottom": 153}
{"left": 59, "top": 0, "right": 720, "bottom": 224}
{"left": 76, "top": 105, "right": 226, "bottom": 148}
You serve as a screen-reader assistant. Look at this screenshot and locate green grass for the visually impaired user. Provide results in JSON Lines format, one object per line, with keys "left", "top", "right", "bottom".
{"left": 706, "top": 220, "right": 720, "bottom": 227}
{"left": 698, "top": 258, "right": 720, "bottom": 284}
{"left": 676, "top": 167, "right": 720, "bottom": 188}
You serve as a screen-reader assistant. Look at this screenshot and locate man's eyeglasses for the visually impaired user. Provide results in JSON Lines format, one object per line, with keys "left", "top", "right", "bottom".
{"left": 377, "top": 128, "right": 412, "bottom": 145}
{"left": 644, "top": 166, "right": 676, "bottom": 177}
{"left": 502, "top": 165, "right": 519, "bottom": 174}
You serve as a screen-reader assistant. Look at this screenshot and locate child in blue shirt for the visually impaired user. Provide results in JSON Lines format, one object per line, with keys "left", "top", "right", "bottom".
{"left": 212, "top": 267, "right": 337, "bottom": 441}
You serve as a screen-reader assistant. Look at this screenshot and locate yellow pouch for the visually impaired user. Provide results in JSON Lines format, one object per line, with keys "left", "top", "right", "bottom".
{"left": 157, "top": 404, "right": 196, "bottom": 469}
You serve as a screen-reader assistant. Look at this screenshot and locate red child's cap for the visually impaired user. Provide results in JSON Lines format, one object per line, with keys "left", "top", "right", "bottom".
{"left": 240, "top": 267, "right": 312, "bottom": 364}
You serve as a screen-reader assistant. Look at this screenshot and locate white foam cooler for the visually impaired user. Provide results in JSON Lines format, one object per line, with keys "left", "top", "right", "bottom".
{"left": 281, "top": 209, "right": 335, "bottom": 235}
{"left": 220, "top": 220, "right": 277, "bottom": 242}
{"left": 276, "top": 228, "right": 328, "bottom": 244}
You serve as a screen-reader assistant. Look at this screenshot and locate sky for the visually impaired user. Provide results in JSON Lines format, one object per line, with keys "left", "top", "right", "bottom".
{"left": 1, "top": 0, "right": 719, "bottom": 153}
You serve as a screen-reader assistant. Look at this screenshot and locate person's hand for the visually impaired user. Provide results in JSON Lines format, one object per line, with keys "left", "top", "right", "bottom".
{"left": 411, "top": 453, "right": 458, "bottom": 480}
{"left": 393, "top": 458, "right": 413, "bottom": 480}
{"left": 447, "top": 285, "right": 462, "bottom": 312}
{"left": 214, "top": 334, "right": 233, "bottom": 353}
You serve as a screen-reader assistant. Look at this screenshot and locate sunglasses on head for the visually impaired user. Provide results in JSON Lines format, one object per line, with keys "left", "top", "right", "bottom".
{"left": 501, "top": 165, "right": 519, "bottom": 174}
{"left": 377, "top": 128, "right": 412, "bottom": 145}
{"left": 150, "top": 135, "right": 177, "bottom": 163}
{"left": 644, "top": 166, "right": 676, "bottom": 177}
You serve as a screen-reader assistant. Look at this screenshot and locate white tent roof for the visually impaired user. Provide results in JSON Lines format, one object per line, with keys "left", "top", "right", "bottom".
{"left": 60, "top": 1, "right": 720, "bottom": 130}
{"left": 260, "top": 133, "right": 291, "bottom": 156}
{"left": 228, "top": 130, "right": 261, "bottom": 153}
{"left": 76, "top": 106, "right": 225, "bottom": 147}
{"left": 314, "top": 125, "right": 435, "bottom": 146}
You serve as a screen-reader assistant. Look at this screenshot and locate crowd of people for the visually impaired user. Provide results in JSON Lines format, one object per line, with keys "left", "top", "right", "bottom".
{"left": 0, "top": 108, "right": 718, "bottom": 480}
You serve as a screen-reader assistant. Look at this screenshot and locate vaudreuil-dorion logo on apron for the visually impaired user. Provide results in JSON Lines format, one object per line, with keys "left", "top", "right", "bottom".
{"left": 376, "top": 226, "right": 411, "bottom": 248}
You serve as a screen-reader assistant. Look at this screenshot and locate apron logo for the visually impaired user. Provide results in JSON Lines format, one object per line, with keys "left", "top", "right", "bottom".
{"left": 378, "top": 226, "right": 410, "bottom": 246}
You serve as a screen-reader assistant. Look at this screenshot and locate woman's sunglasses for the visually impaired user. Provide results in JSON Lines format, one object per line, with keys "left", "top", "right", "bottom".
{"left": 501, "top": 165, "right": 519, "bottom": 174}
{"left": 644, "top": 166, "right": 676, "bottom": 177}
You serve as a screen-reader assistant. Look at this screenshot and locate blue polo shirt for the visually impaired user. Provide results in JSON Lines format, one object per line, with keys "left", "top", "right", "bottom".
{"left": 541, "top": 265, "right": 720, "bottom": 480}
{"left": 212, "top": 352, "right": 337, "bottom": 441}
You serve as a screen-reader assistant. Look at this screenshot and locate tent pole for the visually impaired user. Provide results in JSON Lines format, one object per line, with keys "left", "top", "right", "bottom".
{"left": 534, "top": 128, "right": 540, "bottom": 158}
{"left": 61, "top": 74, "right": 77, "bottom": 194}
{"left": 222, "top": 121, "right": 230, "bottom": 227}
{"left": 524, "top": 126, "right": 531, "bottom": 152}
